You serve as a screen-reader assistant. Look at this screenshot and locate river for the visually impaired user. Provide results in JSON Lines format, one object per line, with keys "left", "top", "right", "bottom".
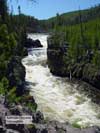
{"left": 22, "top": 33, "right": 100, "bottom": 128}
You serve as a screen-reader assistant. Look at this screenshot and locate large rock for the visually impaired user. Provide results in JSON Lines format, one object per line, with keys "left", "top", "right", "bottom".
{"left": 47, "top": 36, "right": 69, "bottom": 77}
{"left": 25, "top": 38, "right": 43, "bottom": 48}
{"left": 32, "top": 111, "right": 44, "bottom": 123}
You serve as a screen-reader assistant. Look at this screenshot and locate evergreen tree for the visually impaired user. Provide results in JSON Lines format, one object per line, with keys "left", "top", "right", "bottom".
{"left": 0, "top": 0, "right": 8, "bottom": 23}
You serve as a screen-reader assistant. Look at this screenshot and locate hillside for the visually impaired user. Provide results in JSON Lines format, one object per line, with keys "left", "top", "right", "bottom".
{"left": 39, "top": 4, "right": 100, "bottom": 30}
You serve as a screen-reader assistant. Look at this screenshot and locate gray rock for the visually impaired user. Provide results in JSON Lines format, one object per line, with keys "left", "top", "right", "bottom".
{"left": 33, "top": 111, "right": 44, "bottom": 123}
{"left": 25, "top": 38, "right": 43, "bottom": 48}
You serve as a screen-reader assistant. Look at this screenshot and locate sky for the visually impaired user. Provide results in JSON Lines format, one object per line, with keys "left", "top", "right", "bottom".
{"left": 8, "top": 0, "right": 100, "bottom": 20}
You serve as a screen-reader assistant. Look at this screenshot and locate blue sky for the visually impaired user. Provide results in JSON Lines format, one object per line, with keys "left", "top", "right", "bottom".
{"left": 8, "top": 0, "right": 100, "bottom": 20}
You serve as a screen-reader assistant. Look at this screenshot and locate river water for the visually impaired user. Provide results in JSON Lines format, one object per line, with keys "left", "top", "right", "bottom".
{"left": 22, "top": 33, "right": 100, "bottom": 128}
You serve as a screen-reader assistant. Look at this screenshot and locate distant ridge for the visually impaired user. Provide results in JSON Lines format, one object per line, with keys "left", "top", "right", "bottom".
{"left": 39, "top": 4, "right": 100, "bottom": 29}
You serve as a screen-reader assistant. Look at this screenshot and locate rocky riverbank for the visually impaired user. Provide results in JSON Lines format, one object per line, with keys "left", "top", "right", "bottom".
{"left": 47, "top": 35, "right": 100, "bottom": 94}
{"left": 0, "top": 37, "right": 42, "bottom": 133}
{"left": 0, "top": 94, "right": 100, "bottom": 133}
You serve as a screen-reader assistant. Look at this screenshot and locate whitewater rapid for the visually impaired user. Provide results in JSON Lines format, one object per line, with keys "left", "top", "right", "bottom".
{"left": 22, "top": 34, "right": 100, "bottom": 128}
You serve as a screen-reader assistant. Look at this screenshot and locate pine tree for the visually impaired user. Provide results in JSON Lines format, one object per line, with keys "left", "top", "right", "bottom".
{"left": 0, "top": 0, "right": 8, "bottom": 23}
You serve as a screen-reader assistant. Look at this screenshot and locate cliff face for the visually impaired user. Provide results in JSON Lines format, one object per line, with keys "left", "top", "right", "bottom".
{"left": 47, "top": 36, "right": 100, "bottom": 90}
{"left": 47, "top": 36, "right": 69, "bottom": 77}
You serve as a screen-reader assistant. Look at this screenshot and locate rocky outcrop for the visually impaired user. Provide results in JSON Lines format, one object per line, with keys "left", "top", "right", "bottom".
{"left": 47, "top": 36, "right": 100, "bottom": 92}
{"left": 25, "top": 38, "right": 43, "bottom": 48}
{"left": 47, "top": 36, "right": 69, "bottom": 77}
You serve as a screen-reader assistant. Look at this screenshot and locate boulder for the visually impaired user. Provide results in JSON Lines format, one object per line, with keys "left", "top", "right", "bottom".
{"left": 25, "top": 38, "right": 43, "bottom": 48}
{"left": 32, "top": 111, "right": 44, "bottom": 123}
